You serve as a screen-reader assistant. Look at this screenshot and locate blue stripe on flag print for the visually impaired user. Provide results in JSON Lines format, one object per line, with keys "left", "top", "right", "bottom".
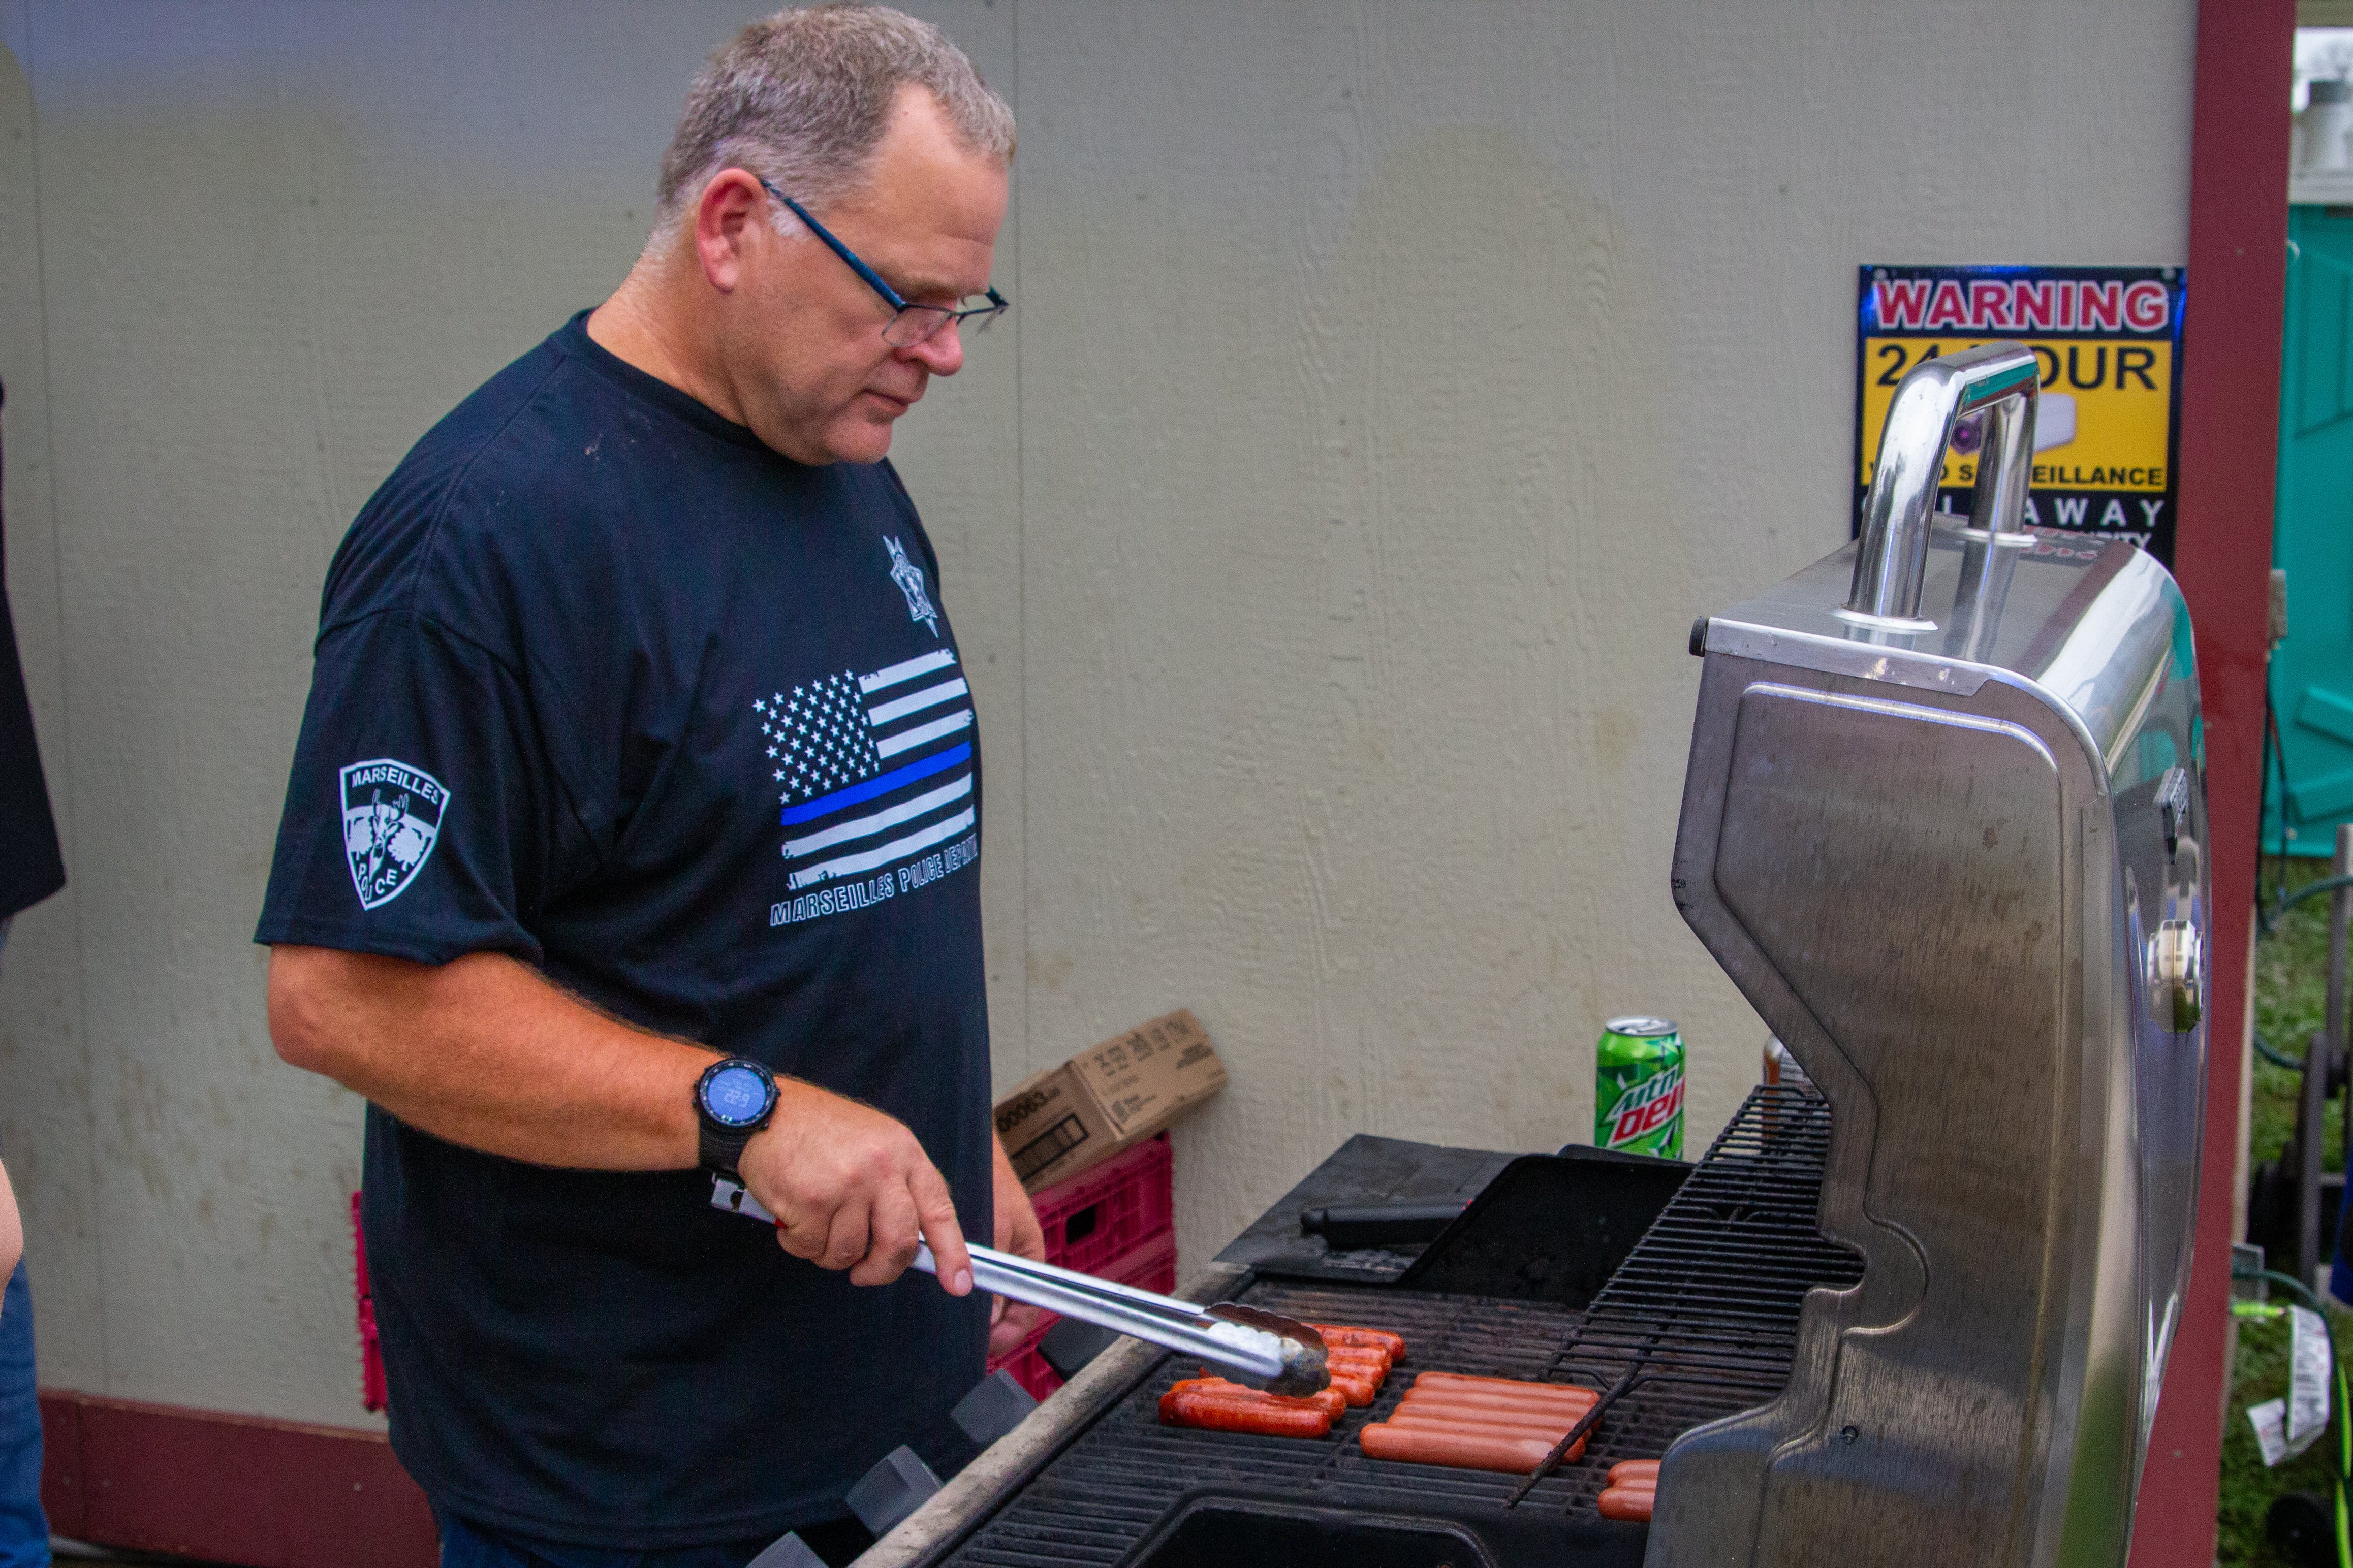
{"left": 755, "top": 651, "right": 978, "bottom": 893}
{"left": 779, "top": 742, "right": 970, "bottom": 826}
{"left": 785, "top": 772, "right": 972, "bottom": 859}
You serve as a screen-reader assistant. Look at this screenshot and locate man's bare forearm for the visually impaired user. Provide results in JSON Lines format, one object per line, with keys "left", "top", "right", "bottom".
{"left": 267, "top": 945, "right": 712, "bottom": 1170}
{"left": 269, "top": 944, "right": 979, "bottom": 1290}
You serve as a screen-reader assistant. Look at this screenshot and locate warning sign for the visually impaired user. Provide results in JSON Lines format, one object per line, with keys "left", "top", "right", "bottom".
{"left": 1855, "top": 264, "right": 2185, "bottom": 563}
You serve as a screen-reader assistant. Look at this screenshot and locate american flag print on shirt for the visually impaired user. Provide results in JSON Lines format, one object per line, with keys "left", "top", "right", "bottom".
{"left": 754, "top": 649, "right": 976, "bottom": 898}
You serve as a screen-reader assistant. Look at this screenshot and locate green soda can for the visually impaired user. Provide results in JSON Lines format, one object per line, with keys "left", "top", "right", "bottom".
{"left": 1595, "top": 1016, "right": 1686, "bottom": 1158}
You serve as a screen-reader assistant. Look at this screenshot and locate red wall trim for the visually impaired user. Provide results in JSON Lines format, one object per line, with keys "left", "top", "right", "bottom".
{"left": 39, "top": 1391, "right": 435, "bottom": 1568}
{"left": 38, "top": 1394, "right": 83, "bottom": 1541}
{"left": 2129, "top": 3, "right": 2297, "bottom": 1563}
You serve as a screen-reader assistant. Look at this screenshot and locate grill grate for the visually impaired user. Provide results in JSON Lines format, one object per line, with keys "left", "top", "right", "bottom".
{"left": 1502, "top": 1085, "right": 1863, "bottom": 1504}
{"left": 931, "top": 1086, "right": 1859, "bottom": 1566}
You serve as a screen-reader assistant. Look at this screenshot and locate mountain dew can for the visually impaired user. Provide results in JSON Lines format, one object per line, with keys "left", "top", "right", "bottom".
{"left": 1596, "top": 1016, "right": 1685, "bottom": 1157}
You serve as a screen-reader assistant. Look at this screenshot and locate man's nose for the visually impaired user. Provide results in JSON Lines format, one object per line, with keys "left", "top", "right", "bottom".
{"left": 902, "top": 319, "right": 964, "bottom": 377}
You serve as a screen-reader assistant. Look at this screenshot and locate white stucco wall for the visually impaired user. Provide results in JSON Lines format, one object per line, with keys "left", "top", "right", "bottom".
{"left": 0, "top": 0, "right": 2192, "bottom": 1426}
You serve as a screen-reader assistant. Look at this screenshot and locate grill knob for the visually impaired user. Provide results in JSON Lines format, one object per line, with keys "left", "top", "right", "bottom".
{"left": 2153, "top": 919, "right": 2202, "bottom": 1032}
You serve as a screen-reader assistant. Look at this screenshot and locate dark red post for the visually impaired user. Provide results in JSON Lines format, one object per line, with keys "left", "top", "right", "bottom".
{"left": 2130, "top": 4, "right": 2296, "bottom": 1562}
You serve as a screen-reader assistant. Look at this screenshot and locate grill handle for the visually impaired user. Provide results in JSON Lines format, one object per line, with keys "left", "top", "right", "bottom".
{"left": 1843, "top": 341, "right": 2040, "bottom": 629}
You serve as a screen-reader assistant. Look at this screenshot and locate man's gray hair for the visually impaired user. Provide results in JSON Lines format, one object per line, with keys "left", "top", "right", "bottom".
{"left": 654, "top": 3, "right": 1014, "bottom": 240}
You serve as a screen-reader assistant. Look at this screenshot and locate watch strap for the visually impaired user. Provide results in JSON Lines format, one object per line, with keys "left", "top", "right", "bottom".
{"left": 699, "top": 1119, "right": 759, "bottom": 1177}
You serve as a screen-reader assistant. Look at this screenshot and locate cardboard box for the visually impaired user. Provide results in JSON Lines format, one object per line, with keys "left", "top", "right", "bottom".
{"left": 993, "top": 1009, "right": 1227, "bottom": 1192}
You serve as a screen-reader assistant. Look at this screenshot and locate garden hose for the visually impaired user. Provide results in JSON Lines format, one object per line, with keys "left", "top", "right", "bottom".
{"left": 2262, "top": 1030, "right": 2312, "bottom": 1071}
{"left": 2249, "top": 866, "right": 2351, "bottom": 1069}
{"left": 2262, "top": 873, "right": 2353, "bottom": 940}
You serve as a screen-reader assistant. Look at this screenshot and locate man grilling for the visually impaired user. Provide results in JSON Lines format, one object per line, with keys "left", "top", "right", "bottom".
{"left": 255, "top": 8, "right": 1041, "bottom": 1563}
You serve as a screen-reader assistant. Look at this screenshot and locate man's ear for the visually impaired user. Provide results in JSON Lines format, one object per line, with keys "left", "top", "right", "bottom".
{"left": 693, "top": 169, "right": 769, "bottom": 294}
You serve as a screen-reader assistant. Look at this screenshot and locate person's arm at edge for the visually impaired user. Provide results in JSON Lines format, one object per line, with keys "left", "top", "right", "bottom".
{"left": 266, "top": 943, "right": 972, "bottom": 1293}
{"left": 0, "top": 1157, "right": 20, "bottom": 1289}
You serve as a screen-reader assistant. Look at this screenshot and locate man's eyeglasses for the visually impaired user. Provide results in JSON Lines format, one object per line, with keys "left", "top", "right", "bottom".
{"left": 757, "top": 177, "right": 1008, "bottom": 349}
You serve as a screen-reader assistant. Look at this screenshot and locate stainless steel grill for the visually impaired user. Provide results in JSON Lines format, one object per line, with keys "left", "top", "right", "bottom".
{"left": 1657, "top": 341, "right": 2209, "bottom": 1568}
{"left": 873, "top": 337, "right": 2209, "bottom": 1568}
{"left": 908, "top": 1086, "right": 1856, "bottom": 1568}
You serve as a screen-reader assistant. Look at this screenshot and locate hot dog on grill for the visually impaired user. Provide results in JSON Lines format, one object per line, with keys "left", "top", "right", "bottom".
{"left": 1410, "top": 1371, "right": 1588, "bottom": 1401}
{"left": 1390, "top": 1392, "right": 1594, "bottom": 1422}
{"left": 1597, "top": 1483, "right": 1654, "bottom": 1522}
{"left": 1358, "top": 1422, "right": 1571, "bottom": 1472}
{"left": 1383, "top": 1421, "right": 1585, "bottom": 1454}
{"left": 1157, "top": 1387, "right": 1333, "bottom": 1438}
{"left": 1357, "top": 1371, "right": 1601, "bottom": 1473}
{"left": 1316, "top": 1346, "right": 1392, "bottom": 1406}
{"left": 1167, "top": 1377, "right": 1347, "bottom": 1419}
{"left": 1392, "top": 1386, "right": 1594, "bottom": 1429}
{"left": 1308, "top": 1324, "right": 1407, "bottom": 1360}
{"left": 1183, "top": 1341, "right": 1389, "bottom": 1406}
{"left": 1394, "top": 1387, "right": 1596, "bottom": 1419}
{"left": 1384, "top": 1404, "right": 1590, "bottom": 1451}
{"left": 1154, "top": 1320, "right": 1406, "bottom": 1438}
{"left": 1384, "top": 1407, "right": 1585, "bottom": 1438}
{"left": 1607, "top": 1458, "right": 1659, "bottom": 1485}
{"left": 1402, "top": 1377, "right": 1590, "bottom": 1401}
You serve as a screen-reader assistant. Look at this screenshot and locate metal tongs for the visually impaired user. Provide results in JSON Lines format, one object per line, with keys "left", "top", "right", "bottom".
{"left": 712, "top": 1175, "right": 1329, "bottom": 1396}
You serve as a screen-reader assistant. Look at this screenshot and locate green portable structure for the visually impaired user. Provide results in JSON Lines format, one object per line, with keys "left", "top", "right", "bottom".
{"left": 2267, "top": 205, "right": 2353, "bottom": 858}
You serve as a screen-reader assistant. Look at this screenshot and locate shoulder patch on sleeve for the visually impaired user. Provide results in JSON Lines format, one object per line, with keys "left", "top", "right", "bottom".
{"left": 340, "top": 758, "right": 450, "bottom": 909}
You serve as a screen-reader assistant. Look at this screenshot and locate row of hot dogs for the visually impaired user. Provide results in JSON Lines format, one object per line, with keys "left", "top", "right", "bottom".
{"left": 1152, "top": 1321, "right": 1658, "bottom": 1523}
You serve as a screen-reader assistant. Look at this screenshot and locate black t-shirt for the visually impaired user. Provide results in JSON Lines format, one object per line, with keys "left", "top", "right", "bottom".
{"left": 0, "top": 385, "right": 66, "bottom": 920}
{"left": 254, "top": 313, "right": 992, "bottom": 1548}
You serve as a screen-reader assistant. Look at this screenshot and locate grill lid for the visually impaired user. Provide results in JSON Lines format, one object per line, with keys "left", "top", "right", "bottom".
{"left": 1660, "top": 342, "right": 2209, "bottom": 1568}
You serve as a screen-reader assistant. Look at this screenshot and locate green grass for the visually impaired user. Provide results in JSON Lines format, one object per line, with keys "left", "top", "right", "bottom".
{"left": 2222, "top": 856, "right": 2349, "bottom": 1567}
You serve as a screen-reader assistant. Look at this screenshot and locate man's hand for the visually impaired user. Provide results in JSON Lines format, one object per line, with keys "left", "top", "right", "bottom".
{"left": 738, "top": 1080, "right": 975, "bottom": 1294}
{"left": 988, "top": 1133, "right": 1050, "bottom": 1359}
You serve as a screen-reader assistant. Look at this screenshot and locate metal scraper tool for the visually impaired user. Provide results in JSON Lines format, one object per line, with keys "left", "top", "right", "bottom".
{"left": 711, "top": 1174, "right": 1329, "bottom": 1396}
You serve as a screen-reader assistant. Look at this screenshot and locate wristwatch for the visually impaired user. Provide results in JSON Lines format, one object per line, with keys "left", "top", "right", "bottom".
{"left": 694, "top": 1057, "right": 779, "bottom": 1175}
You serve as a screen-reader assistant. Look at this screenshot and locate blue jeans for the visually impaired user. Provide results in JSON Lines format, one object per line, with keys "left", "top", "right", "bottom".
{"left": 0, "top": 916, "right": 47, "bottom": 1568}
{"left": 0, "top": 1262, "right": 40, "bottom": 1568}
{"left": 436, "top": 1510, "right": 869, "bottom": 1568}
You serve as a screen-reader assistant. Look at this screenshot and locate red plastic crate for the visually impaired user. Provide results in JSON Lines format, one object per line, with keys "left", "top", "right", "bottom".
{"left": 1034, "top": 1132, "right": 1174, "bottom": 1275}
{"left": 986, "top": 1134, "right": 1179, "bottom": 1400}
{"left": 986, "top": 1231, "right": 1178, "bottom": 1401}
{"left": 352, "top": 1192, "right": 387, "bottom": 1413}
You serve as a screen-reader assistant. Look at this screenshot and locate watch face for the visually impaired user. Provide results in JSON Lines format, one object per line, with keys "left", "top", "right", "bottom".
{"left": 703, "top": 1064, "right": 772, "bottom": 1128}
